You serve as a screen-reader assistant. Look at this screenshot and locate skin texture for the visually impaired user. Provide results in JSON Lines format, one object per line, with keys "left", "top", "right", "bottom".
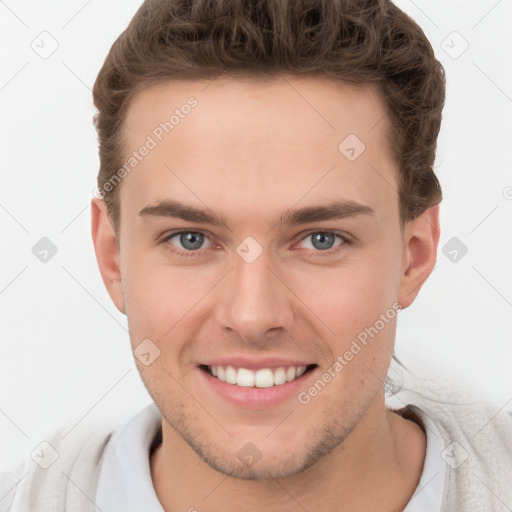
{"left": 91, "top": 75, "right": 440, "bottom": 511}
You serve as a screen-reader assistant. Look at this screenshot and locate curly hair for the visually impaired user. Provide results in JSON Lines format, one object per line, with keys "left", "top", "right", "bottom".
{"left": 93, "top": 0, "right": 445, "bottom": 236}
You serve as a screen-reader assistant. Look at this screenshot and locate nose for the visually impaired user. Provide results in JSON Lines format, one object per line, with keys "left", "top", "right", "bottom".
{"left": 214, "top": 249, "right": 295, "bottom": 343}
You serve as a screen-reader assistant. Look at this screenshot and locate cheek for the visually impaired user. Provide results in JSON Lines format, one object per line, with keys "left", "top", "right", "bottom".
{"left": 287, "top": 254, "right": 398, "bottom": 335}
{"left": 122, "top": 242, "right": 187, "bottom": 316}
{"left": 120, "top": 250, "right": 216, "bottom": 366}
{"left": 120, "top": 247, "right": 176, "bottom": 342}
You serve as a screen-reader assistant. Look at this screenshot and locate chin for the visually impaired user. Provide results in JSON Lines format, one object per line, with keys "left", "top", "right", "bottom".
{"left": 198, "top": 449, "right": 308, "bottom": 481}
{"left": 187, "top": 428, "right": 344, "bottom": 481}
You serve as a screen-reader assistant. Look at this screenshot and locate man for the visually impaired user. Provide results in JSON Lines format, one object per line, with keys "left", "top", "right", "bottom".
{"left": 2, "top": 0, "right": 511, "bottom": 511}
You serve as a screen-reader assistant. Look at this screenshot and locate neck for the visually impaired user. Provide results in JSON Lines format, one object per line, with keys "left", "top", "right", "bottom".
{"left": 150, "top": 395, "right": 426, "bottom": 512}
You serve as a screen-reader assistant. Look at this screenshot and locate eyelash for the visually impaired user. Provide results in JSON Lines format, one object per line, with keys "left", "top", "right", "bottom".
{"left": 160, "top": 230, "right": 353, "bottom": 258}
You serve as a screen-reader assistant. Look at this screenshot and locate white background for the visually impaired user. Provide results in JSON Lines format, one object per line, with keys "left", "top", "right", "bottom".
{"left": 1, "top": 0, "right": 511, "bottom": 472}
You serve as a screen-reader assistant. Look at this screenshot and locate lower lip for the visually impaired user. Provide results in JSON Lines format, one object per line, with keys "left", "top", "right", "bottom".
{"left": 198, "top": 366, "right": 317, "bottom": 409}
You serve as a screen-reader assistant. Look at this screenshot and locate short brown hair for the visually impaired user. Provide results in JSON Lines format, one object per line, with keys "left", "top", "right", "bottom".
{"left": 93, "top": 0, "right": 445, "bottom": 236}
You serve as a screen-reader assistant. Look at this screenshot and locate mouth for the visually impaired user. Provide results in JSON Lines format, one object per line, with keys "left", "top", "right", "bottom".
{"left": 199, "top": 363, "right": 318, "bottom": 388}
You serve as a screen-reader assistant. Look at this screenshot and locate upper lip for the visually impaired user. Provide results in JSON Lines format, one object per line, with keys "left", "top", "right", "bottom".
{"left": 200, "top": 357, "right": 315, "bottom": 370}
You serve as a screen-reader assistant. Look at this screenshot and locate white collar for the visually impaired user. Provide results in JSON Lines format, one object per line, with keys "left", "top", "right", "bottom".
{"left": 95, "top": 402, "right": 164, "bottom": 512}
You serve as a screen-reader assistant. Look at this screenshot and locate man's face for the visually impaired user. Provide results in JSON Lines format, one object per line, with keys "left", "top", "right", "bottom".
{"left": 112, "top": 76, "right": 410, "bottom": 478}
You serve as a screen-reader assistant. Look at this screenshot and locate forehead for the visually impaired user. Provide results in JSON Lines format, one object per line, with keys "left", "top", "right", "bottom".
{"left": 121, "top": 76, "right": 398, "bottom": 225}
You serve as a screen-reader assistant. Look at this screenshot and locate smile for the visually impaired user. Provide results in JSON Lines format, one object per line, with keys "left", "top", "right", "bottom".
{"left": 203, "top": 364, "right": 317, "bottom": 388}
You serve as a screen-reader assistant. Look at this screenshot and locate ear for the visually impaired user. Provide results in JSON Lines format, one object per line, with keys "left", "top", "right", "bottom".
{"left": 90, "top": 197, "right": 126, "bottom": 314}
{"left": 398, "top": 204, "right": 440, "bottom": 309}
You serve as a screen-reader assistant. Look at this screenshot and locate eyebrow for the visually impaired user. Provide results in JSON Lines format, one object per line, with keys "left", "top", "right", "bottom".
{"left": 138, "top": 199, "right": 375, "bottom": 230}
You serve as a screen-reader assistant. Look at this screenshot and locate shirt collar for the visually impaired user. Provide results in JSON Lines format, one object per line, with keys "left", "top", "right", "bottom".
{"left": 95, "top": 402, "right": 164, "bottom": 512}
{"left": 95, "top": 400, "right": 445, "bottom": 512}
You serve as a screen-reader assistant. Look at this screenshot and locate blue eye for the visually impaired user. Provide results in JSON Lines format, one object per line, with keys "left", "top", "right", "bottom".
{"left": 161, "top": 230, "right": 351, "bottom": 258}
{"left": 163, "top": 231, "right": 213, "bottom": 256}
{"left": 299, "top": 232, "right": 347, "bottom": 252}
{"left": 176, "top": 232, "right": 205, "bottom": 250}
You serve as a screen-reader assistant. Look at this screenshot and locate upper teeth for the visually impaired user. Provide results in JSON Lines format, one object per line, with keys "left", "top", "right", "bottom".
{"left": 209, "top": 365, "right": 308, "bottom": 388}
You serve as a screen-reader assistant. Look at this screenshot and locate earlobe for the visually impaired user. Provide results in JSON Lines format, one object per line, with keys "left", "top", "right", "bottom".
{"left": 90, "top": 198, "right": 126, "bottom": 314}
{"left": 398, "top": 204, "right": 440, "bottom": 309}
